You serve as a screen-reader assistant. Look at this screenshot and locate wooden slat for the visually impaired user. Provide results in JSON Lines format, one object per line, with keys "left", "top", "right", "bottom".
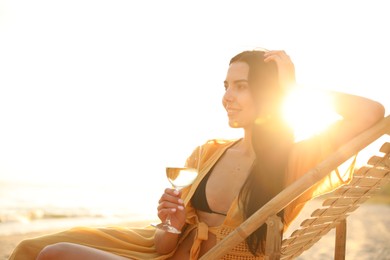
{"left": 283, "top": 232, "right": 322, "bottom": 249}
{"left": 282, "top": 237, "right": 316, "bottom": 255}
{"left": 281, "top": 236, "right": 322, "bottom": 256}
{"left": 381, "top": 158, "right": 390, "bottom": 168}
{"left": 287, "top": 223, "right": 332, "bottom": 239}
{"left": 282, "top": 240, "right": 309, "bottom": 254}
{"left": 354, "top": 166, "right": 372, "bottom": 176}
{"left": 380, "top": 142, "right": 390, "bottom": 153}
{"left": 363, "top": 168, "right": 390, "bottom": 178}
{"left": 375, "top": 157, "right": 390, "bottom": 168}
{"left": 343, "top": 189, "right": 380, "bottom": 199}
{"left": 301, "top": 216, "right": 340, "bottom": 227}
{"left": 340, "top": 206, "right": 359, "bottom": 215}
{"left": 368, "top": 156, "right": 390, "bottom": 168}
{"left": 367, "top": 155, "right": 384, "bottom": 166}
{"left": 285, "top": 226, "right": 334, "bottom": 245}
{"left": 333, "top": 186, "right": 377, "bottom": 197}
{"left": 348, "top": 176, "right": 383, "bottom": 187}
{"left": 357, "top": 176, "right": 390, "bottom": 187}
{"left": 311, "top": 207, "right": 352, "bottom": 217}
{"left": 322, "top": 196, "right": 370, "bottom": 207}
{"left": 333, "top": 186, "right": 371, "bottom": 194}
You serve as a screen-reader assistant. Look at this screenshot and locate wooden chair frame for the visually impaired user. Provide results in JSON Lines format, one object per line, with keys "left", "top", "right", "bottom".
{"left": 200, "top": 115, "right": 390, "bottom": 259}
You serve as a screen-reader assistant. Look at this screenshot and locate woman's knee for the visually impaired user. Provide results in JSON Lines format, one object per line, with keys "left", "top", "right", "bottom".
{"left": 36, "top": 242, "right": 72, "bottom": 260}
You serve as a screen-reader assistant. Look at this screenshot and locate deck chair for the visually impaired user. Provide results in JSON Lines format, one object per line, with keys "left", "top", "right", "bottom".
{"left": 200, "top": 115, "right": 390, "bottom": 260}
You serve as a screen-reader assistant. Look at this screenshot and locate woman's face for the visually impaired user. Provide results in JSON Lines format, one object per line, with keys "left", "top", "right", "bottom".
{"left": 223, "top": 61, "right": 257, "bottom": 129}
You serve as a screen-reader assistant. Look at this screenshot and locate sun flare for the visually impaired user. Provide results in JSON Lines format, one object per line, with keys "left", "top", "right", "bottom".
{"left": 282, "top": 87, "right": 341, "bottom": 142}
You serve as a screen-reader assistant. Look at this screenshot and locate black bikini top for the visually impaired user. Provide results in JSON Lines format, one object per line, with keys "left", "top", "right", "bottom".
{"left": 191, "top": 168, "right": 227, "bottom": 216}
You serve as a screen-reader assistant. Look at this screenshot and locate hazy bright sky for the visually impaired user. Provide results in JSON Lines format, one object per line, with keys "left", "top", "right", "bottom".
{"left": 0, "top": 0, "right": 389, "bottom": 198}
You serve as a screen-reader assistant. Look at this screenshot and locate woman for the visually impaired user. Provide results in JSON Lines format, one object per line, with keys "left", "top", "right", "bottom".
{"left": 10, "top": 49, "right": 385, "bottom": 259}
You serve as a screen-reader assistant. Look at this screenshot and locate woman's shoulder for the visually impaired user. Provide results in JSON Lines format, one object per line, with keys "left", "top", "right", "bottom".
{"left": 203, "top": 138, "right": 241, "bottom": 147}
{"left": 197, "top": 138, "right": 241, "bottom": 157}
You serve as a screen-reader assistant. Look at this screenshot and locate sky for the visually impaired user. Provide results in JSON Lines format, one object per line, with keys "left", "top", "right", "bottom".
{"left": 0, "top": 0, "right": 389, "bottom": 203}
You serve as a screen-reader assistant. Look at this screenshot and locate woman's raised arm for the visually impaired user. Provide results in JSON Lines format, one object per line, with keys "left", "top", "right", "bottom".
{"left": 328, "top": 91, "right": 385, "bottom": 146}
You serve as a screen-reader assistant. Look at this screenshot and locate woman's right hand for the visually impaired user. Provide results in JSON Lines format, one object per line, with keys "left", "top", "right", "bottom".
{"left": 264, "top": 50, "right": 296, "bottom": 90}
{"left": 157, "top": 188, "right": 186, "bottom": 231}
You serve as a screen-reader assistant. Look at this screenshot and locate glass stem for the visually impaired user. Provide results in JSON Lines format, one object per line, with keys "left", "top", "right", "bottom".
{"left": 165, "top": 214, "right": 172, "bottom": 226}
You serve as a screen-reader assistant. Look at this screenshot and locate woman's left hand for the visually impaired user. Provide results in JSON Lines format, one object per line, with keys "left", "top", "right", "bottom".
{"left": 264, "top": 50, "right": 296, "bottom": 90}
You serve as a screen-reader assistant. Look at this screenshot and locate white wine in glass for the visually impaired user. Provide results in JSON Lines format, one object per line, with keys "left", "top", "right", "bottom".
{"left": 166, "top": 167, "right": 198, "bottom": 189}
{"left": 152, "top": 167, "right": 198, "bottom": 234}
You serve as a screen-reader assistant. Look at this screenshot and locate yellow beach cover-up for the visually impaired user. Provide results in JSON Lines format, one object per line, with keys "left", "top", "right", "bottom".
{"left": 10, "top": 134, "right": 354, "bottom": 260}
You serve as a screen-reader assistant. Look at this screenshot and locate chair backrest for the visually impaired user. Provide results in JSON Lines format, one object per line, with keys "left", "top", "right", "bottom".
{"left": 200, "top": 115, "right": 390, "bottom": 260}
{"left": 280, "top": 141, "right": 390, "bottom": 259}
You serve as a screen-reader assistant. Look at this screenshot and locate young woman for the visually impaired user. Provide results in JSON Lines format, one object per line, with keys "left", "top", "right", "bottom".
{"left": 10, "top": 49, "right": 385, "bottom": 259}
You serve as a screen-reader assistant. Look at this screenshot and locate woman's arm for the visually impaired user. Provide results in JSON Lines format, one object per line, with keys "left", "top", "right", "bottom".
{"left": 328, "top": 91, "right": 385, "bottom": 146}
{"left": 154, "top": 229, "right": 180, "bottom": 254}
{"left": 263, "top": 50, "right": 385, "bottom": 142}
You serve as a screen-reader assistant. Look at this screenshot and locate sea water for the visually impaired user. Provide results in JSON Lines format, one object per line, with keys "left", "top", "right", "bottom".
{"left": 0, "top": 180, "right": 162, "bottom": 236}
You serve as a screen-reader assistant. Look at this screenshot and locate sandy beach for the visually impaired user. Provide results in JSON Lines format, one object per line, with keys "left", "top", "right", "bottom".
{"left": 290, "top": 201, "right": 390, "bottom": 260}
{"left": 1, "top": 203, "right": 389, "bottom": 260}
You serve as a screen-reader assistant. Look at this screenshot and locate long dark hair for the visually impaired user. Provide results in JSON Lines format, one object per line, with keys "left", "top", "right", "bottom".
{"left": 230, "top": 50, "right": 294, "bottom": 255}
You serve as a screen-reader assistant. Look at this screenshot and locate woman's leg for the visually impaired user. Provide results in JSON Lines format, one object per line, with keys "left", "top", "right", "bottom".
{"left": 36, "top": 242, "right": 131, "bottom": 260}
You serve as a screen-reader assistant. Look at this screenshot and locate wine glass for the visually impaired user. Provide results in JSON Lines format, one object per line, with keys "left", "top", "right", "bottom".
{"left": 152, "top": 146, "right": 201, "bottom": 234}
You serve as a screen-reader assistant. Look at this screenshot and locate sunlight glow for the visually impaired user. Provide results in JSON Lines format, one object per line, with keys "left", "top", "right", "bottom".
{"left": 283, "top": 87, "right": 341, "bottom": 142}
